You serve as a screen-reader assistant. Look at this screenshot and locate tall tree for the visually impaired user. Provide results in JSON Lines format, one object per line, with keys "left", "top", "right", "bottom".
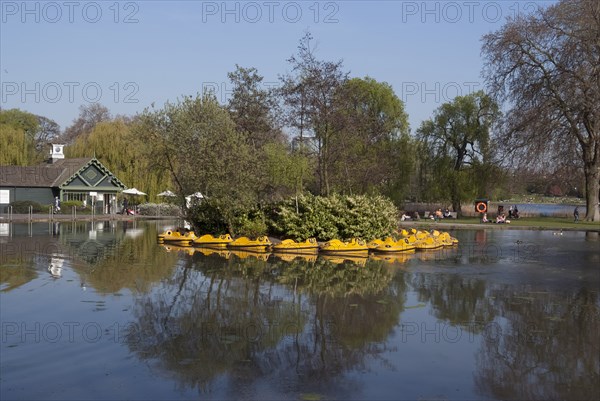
{"left": 482, "top": 0, "right": 600, "bottom": 221}
{"left": 279, "top": 32, "right": 349, "bottom": 195}
{"left": 417, "top": 91, "right": 500, "bottom": 214}
{"left": 331, "top": 77, "right": 412, "bottom": 200}
{"left": 227, "top": 65, "right": 282, "bottom": 148}
{"left": 136, "top": 94, "right": 260, "bottom": 231}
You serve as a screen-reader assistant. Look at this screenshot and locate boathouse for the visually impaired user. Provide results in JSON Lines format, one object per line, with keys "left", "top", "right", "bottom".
{"left": 0, "top": 145, "right": 126, "bottom": 213}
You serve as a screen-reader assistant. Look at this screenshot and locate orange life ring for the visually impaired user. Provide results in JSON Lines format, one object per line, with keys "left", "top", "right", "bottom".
{"left": 475, "top": 202, "right": 487, "bottom": 213}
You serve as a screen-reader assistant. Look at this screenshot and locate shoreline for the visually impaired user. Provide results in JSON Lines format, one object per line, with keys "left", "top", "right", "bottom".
{"left": 2, "top": 214, "right": 599, "bottom": 233}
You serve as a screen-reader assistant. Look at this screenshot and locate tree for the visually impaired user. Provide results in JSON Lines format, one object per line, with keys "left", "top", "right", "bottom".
{"left": 66, "top": 120, "right": 172, "bottom": 201}
{"left": 0, "top": 109, "right": 39, "bottom": 165}
{"left": 482, "top": 0, "right": 600, "bottom": 221}
{"left": 279, "top": 32, "right": 349, "bottom": 195}
{"left": 227, "top": 65, "right": 283, "bottom": 148}
{"left": 34, "top": 116, "right": 61, "bottom": 151}
{"left": 331, "top": 77, "right": 412, "bottom": 200}
{"left": 417, "top": 91, "right": 500, "bottom": 214}
{"left": 62, "top": 103, "right": 111, "bottom": 144}
{"left": 136, "top": 94, "right": 261, "bottom": 232}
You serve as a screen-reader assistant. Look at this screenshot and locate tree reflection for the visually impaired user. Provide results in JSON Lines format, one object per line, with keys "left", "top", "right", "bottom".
{"left": 410, "top": 270, "right": 599, "bottom": 400}
{"left": 125, "top": 254, "right": 408, "bottom": 395}
{"left": 475, "top": 286, "right": 600, "bottom": 400}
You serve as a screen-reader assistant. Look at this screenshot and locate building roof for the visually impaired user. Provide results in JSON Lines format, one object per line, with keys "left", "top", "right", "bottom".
{"left": 0, "top": 158, "right": 125, "bottom": 189}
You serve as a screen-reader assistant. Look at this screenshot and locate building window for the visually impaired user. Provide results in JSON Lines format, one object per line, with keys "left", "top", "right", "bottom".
{"left": 64, "top": 192, "right": 88, "bottom": 202}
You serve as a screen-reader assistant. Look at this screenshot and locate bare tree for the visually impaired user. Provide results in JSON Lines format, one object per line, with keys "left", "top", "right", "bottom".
{"left": 279, "top": 32, "right": 348, "bottom": 196}
{"left": 62, "top": 103, "right": 111, "bottom": 144}
{"left": 482, "top": 0, "right": 600, "bottom": 220}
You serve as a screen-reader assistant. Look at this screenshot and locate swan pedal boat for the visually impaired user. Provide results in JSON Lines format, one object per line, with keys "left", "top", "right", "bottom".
{"left": 272, "top": 238, "right": 318, "bottom": 253}
{"left": 228, "top": 236, "right": 272, "bottom": 251}
{"left": 319, "top": 238, "right": 369, "bottom": 255}
{"left": 193, "top": 234, "right": 233, "bottom": 247}
{"left": 414, "top": 236, "right": 444, "bottom": 250}
{"left": 158, "top": 230, "right": 198, "bottom": 245}
{"left": 369, "top": 237, "right": 416, "bottom": 253}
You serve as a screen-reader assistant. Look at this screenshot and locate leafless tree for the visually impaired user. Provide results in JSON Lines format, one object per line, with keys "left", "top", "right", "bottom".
{"left": 482, "top": 0, "right": 600, "bottom": 220}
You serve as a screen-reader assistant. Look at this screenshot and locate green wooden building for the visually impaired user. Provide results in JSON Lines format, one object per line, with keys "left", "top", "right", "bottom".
{"left": 0, "top": 145, "right": 126, "bottom": 213}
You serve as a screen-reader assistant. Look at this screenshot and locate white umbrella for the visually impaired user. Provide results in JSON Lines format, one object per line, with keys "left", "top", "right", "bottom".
{"left": 157, "top": 190, "right": 176, "bottom": 197}
{"left": 122, "top": 188, "right": 147, "bottom": 196}
{"left": 185, "top": 192, "right": 204, "bottom": 208}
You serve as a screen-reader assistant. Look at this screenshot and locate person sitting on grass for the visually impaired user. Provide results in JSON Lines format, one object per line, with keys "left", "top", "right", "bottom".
{"left": 496, "top": 213, "right": 511, "bottom": 224}
{"left": 481, "top": 213, "right": 490, "bottom": 223}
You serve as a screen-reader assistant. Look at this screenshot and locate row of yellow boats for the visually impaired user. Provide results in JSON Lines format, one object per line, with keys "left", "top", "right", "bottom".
{"left": 157, "top": 228, "right": 458, "bottom": 255}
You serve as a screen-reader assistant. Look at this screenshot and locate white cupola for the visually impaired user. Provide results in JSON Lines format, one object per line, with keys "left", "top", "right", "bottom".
{"left": 49, "top": 144, "right": 65, "bottom": 162}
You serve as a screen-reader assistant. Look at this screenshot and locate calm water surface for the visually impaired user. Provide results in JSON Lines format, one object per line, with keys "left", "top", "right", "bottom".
{"left": 1, "top": 220, "right": 599, "bottom": 400}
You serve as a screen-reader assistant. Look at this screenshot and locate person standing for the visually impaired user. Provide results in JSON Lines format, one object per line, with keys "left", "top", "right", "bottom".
{"left": 574, "top": 206, "right": 579, "bottom": 222}
{"left": 54, "top": 196, "right": 61, "bottom": 213}
{"left": 122, "top": 198, "right": 129, "bottom": 215}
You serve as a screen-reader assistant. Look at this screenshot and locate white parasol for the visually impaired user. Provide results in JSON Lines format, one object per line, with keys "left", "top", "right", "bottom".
{"left": 122, "top": 188, "right": 147, "bottom": 196}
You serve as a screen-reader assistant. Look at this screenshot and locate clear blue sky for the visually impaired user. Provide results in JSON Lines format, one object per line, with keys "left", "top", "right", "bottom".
{"left": 1, "top": 0, "right": 555, "bottom": 134}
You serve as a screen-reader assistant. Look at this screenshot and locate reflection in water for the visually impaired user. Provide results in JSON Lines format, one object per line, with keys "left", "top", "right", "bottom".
{"left": 1, "top": 224, "right": 599, "bottom": 400}
{"left": 126, "top": 255, "right": 407, "bottom": 396}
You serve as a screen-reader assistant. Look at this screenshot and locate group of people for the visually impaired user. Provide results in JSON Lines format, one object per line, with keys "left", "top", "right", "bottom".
{"left": 508, "top": 205, "right": 520, "bottom": 219}
{"left": 481, "top": 212, "right": 511, "bottom": 224}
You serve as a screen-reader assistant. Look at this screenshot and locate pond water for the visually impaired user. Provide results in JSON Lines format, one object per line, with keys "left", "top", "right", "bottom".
{"left": 1, "top": 220, "right": 599, "bottom": 400}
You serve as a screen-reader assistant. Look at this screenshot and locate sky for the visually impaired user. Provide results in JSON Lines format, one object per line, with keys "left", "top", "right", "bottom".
{"left": 1, "top": 0, "right": 556, "bottom": 134}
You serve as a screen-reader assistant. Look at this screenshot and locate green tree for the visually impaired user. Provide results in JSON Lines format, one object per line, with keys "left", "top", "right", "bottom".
{"left": 66, "top": 119, "right": 172, "bottom": 201}
{"left": 331, "top": 77, "right": 413, "bottom": 201}
{"left": 227, "top": 65, "right": 282, "bottom": 148}
{"left": 137, "top": 94, "right": 260, "bottom": 232}
{"left": 417, "top": 91, "right": 500, "bottom": 214}
{"left": 482, "top": 0, "right": 600, "bottom": 221}
{"left": 0, "top": 109, "right": 39, "bottom": 165}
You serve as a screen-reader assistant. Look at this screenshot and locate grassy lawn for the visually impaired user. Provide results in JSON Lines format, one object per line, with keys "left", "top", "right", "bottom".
{"left": 402, "top": 216, "right": 600, "bottom": 231}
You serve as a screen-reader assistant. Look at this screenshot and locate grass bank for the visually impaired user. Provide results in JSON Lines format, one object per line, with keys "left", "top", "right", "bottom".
{"left": 399, "top": 216, "right": 600, "bottom": 232}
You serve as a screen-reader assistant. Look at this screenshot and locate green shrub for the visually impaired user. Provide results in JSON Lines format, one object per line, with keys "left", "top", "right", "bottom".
{"left": 10, "top": 200, "right": 49, "bottom": 213}
{"left": 267, "top": 193, "right": 398, "bottom": 241}
{"left": 234, "top": 209, "right": 268, "bottom": 237}
{"left": 137, "top": 203, "right": 181, "bottom": 216}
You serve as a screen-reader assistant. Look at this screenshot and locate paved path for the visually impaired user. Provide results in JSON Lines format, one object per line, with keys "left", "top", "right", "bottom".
{"left": 0, "top": 213, "right": 179, "bottom": 222}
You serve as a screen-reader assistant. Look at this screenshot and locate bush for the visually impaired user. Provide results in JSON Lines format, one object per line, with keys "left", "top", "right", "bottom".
{"left": 187, "top": 200, "right": 267, "bottom": 237}
{"left": 137, "top": 203, "right": 182, "bottom": 216}
{"left": 10, "top": 200, "right": 49, "bottom": 213}
{"left": 267, "top": 194, "right": 398, "bottom": 241}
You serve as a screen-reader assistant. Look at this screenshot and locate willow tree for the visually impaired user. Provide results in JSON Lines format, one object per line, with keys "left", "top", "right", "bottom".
{"left": 482, "top": 0, "right": 600, "bottom": 221}
{"left": 417, "top": 91, "right": 500, "bottom": 215}
{"left": 66, "top": 119, "right": 173, "bottom": 201}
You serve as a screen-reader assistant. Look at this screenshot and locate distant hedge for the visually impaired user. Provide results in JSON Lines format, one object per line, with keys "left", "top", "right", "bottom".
{"left": 267, "top": 194, "right": 398, "bottom": 241}
{"left": 10, "top": 200, "right": 50, "bottom": 213}
{"left": 137, "top": 203, "right": 181, "bottom": 216}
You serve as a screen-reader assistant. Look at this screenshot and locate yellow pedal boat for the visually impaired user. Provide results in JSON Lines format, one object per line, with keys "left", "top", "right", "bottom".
{"left": 373, "top": 238, "right": 416, "bottom": 253}
{"left": 272, "top": 238, "right": 319, "bottom": 253}
{"left": 228, "top": 236, "right": 272, "bottom": 251}
{"left": 320, "top": 238, "right": 369, "bottom": 255}
{"left": 414, "top": 236, "right": 444, "bottom": 250}
{"left": 157, "top": 230, "right": 197, "bottom": 245}
{"left": 193, "top": 234, "right": 233, "bottom": 247}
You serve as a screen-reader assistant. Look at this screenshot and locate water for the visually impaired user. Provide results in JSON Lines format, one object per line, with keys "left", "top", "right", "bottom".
{"left": 1, "top": 220, "right": 599, "bottom": 400}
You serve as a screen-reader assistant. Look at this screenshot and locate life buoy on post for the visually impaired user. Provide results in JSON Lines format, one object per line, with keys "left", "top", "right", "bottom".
{"left": 475, "top": 201, "right": 487, "bottom": 213}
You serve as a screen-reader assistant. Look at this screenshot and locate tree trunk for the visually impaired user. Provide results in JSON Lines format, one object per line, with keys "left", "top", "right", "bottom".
{"left": 583, "top": 157, "right": 600, "bottom": 221}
